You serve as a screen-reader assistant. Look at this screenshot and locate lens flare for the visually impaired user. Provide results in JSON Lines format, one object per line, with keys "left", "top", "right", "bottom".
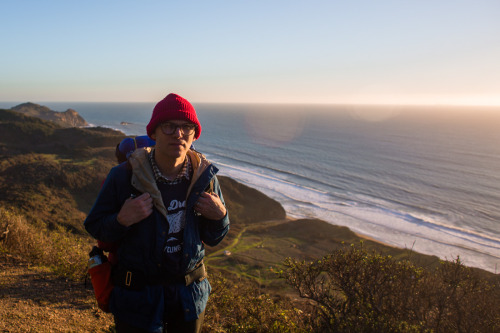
{"left": 244, "top": 108, "right": 306, "bottom": 147}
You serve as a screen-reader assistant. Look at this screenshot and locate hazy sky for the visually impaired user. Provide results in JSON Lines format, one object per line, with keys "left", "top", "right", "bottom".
{"left": 1, "top": 0, "right": 499, "bottom": 105}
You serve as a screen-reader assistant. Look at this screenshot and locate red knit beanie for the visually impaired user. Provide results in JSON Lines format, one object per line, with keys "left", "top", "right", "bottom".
{"left": 146, "top": 93, "right": 202, "bottom": 140}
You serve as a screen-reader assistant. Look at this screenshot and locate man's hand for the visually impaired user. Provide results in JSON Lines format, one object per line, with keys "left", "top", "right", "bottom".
{"left": 117, "top": 193, "right": 154, "bottom": 227}
{"left": 195, "top": 192, "right": 226, "bottom": 220}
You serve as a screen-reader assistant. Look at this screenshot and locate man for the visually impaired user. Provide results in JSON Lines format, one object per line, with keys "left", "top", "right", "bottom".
{"left": 85, "top": 93, "right": 229, "bottom": 332}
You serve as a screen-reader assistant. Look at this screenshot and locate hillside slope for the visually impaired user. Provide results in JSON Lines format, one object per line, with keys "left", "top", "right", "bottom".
{"left": 0, "top": 108, "right": 126, "bottom": 232}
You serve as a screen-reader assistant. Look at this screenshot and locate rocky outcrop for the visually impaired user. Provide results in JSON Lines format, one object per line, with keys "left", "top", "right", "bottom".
{"left": 11, "top": 103, "right": 88, "bottom": 128}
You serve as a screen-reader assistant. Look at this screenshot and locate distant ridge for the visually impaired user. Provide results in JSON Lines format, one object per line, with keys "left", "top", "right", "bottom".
{"left": 0, "top": 108, "right": 125, "bottom": 156}
{"left": 11, "top": 102, "right": 88, "bottom": 128}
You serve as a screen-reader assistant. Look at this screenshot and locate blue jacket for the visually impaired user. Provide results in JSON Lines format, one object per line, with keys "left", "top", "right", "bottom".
{"left": 84, "top": 148, "right": 230, "bottom": 331}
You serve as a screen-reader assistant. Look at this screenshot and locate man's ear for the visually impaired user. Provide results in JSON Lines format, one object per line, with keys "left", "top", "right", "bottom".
{"left": 151, "top": 132, "right": 156, "bottom": 141}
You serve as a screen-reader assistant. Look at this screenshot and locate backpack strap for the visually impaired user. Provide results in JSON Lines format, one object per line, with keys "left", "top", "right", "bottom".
{"left": 205, "top": 178, "right": 215, "bottom": 194}
{"left": 125, "top": 159, "right": 142, "bottom": 197}
{"left": 133, "top": 137, "right": 138, "bottom": 150}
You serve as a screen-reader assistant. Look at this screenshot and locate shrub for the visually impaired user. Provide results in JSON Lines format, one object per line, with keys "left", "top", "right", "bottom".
{"left": 281, "top": 243, "right": 500, "bottom": 332}
{"left": 204, "top": 273, "right": 311, "bottom": 332}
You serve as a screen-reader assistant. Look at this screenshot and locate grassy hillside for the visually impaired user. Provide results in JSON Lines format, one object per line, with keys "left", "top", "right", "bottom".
{"left": 0, "top": 108, "right": 125, "bottom": 233}
{"left": 0, "top": 108, "right": 125, "bottom": 156}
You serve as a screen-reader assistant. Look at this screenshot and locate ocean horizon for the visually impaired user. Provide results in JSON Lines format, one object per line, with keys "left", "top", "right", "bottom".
{"left": 2, "top": 101, "right": 500, "bottom": 273}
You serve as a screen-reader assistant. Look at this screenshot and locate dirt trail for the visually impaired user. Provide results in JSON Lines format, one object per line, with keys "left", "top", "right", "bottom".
{"left": 0, "top": 253, "right": 113, "bottom": 332}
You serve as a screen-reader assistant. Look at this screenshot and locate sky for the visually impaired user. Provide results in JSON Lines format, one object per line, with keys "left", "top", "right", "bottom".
{"left": 1, "top": 0, "right": 499, "bottom": 105}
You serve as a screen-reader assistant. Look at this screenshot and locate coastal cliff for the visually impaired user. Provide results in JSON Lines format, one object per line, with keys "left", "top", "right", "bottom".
{"left": 10, "top": 102, "right": 88, "bottom": 128}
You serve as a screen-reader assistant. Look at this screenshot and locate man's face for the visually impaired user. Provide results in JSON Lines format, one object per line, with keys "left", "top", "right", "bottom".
{"left": 151, "top": 120, "right": 196, "bottom": 160}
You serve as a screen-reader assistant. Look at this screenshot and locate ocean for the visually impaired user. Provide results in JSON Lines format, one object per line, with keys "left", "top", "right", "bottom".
{"left": 3, "top": 101, "right": 500, "bottom": 273}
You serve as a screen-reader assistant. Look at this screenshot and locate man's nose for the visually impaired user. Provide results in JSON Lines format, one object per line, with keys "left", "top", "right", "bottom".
{"left": 173, "top": 126, "right": 183, "bottom": 137}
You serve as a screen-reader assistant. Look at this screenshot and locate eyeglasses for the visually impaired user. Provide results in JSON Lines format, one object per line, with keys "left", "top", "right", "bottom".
{"left": 160, "top": 122, "right": 197, "bottom": 135}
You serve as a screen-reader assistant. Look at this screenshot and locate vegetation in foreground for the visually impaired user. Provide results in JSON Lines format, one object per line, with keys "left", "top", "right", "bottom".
{"left": 282, "top": 244, "right": 500, "bottom": 332}
{"left": 2, "top": 207, "right": 498, "bottom": 332}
